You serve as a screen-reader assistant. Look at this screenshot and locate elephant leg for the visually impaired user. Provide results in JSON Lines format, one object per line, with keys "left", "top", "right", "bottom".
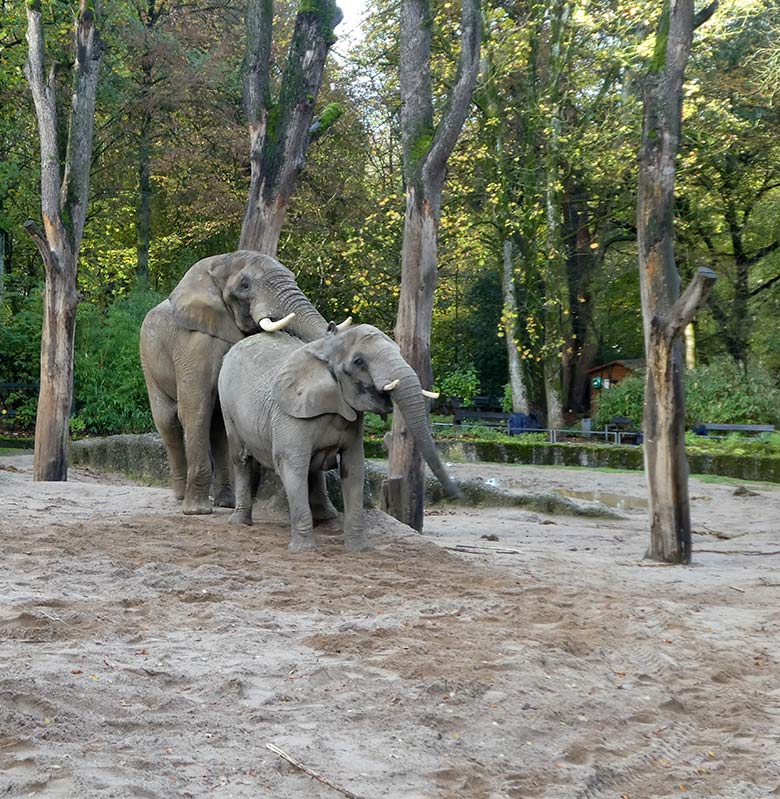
{"left": 340, "top": 437, "right": 370, "bottom": 552}
{"left": 147, "top": 384, "right": 187, "bottom": 501}
{"left": 277, "top": 458, "right": 317, "bottom": 553}
{"left": 180, "top": 403, "right": 214, "bottom": 515}
{"left": 309, "top": 470, "right": 338, "bottom": 522}
{"left": 211, "top": 404, "right": 235, "bottom": 508}
{"left": 228, "top": 435, "right": 254, "bottom": 526}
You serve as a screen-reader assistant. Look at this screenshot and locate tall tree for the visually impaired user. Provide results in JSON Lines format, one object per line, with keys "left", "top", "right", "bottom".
{"left": 24, "top": 0, "right": 104, "bottom": 481}
{"left": 382, "top": 0, "right": 481, "bottom": 531}
{"left": 638, "top": 0, "right": 717, "bottom": 563}
{"left": 239, "top": 0, "right": 343, "bottom": 254}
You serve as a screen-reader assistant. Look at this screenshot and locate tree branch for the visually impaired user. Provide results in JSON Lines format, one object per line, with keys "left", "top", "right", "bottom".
{"left": 661, "top": 267, "right": 717, "bottom": 340}
{"left": 23, "top": 220, "right": 56, "bottom": 272}
{"left": 744, "top": 238, "right": 780, "bottom": 267}
{"left": 24, "top": 2, "right": 62, "bottom": 232}
{"left": 750, "top": 271, "right": 780, "bottom": 298}
{"left": 61, "top": 0, "right": 105, "bottom": 252}
{"left": 243, "top": 0, "right": 273, "bottom": 135}
{"left": 424, "top": 0, "right": 481, "bottom": 183}
{"left": 693, "top": 0, "right": 718, "bottom": 29}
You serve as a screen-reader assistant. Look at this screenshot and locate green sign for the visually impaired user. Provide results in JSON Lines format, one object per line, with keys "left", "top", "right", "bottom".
{"left": 591, "top": 376, "right": 603, "bottom": 390}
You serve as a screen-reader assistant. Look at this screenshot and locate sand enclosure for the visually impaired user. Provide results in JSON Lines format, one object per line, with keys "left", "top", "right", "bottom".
{"left": 1, "top": 453, "right": 779, "bottom": 798}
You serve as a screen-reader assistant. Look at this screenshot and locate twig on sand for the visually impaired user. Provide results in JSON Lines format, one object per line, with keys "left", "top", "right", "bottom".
{"left": 266, "top": 743, "right": 367, "bottom": 799}
{"left": 444, "top": 543, "right": 523, "bottom": 555}
{"left": 728, "top": 585, "right": 745, "bottom": 593}
{"left": 696, "top": 549, "right": 780, "bottom": 557}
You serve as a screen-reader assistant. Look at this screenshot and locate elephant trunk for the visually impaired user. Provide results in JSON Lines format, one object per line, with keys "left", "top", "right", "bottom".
{"left": 269, "top": 282, "right": 329, "bottom": 342}
{"left": 377, "top": 357, "right": 460, "bottom": 498}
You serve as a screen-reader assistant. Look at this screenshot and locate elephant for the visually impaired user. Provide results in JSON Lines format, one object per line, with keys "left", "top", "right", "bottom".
{"left": 217, "top": 323, "right": 460, "bottom": 552}
{"left": 140, "top": 250, "right": 347, "bottom": 515}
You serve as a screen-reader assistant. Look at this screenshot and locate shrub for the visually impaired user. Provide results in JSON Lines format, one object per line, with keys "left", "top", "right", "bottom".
{"left": 439, "top": 365, "right": 480, "bottom": 408}
{"left": 593, "top": 371, "right": 646, "bottom": 427}
{"left": 72, "top": 286, "right": 164, "bottom": 434}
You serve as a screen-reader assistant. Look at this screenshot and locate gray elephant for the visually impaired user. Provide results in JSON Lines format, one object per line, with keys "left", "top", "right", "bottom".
{"left": 218, "top": 323, "right": 460, "bottom": 552}
{"left": 140, "top": 250, "right": 346, "bottom": 514}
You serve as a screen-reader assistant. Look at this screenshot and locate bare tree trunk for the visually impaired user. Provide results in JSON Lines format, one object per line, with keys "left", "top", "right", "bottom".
{"left": 239, "top": 0, "right": 342, "bottom": 255}
{"left": 541, "top": 0, "right": 571, "bottom": 430}
{"left": 383, "top": 0, "right": 480, "bottom": 531}
{"left": 638, "top": 0, "right": 717, "bottom": 563}
{"left": 502, "top": 239, "right": 529, "bottom": 414}
{"left": 24, "top": 0, "right": 104, "bottom": 481}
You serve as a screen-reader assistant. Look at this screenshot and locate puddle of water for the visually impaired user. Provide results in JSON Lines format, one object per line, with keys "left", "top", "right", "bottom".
{"left": 553, "top": 488, "right": 648, "bottom": 510}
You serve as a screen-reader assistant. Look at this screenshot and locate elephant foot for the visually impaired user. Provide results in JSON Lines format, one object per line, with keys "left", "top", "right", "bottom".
{"left": 172, "top": 480, "right": 186, "bottom": 501}
{"left": 229, "top": 509, "right": 253, "bottom": 525}
{"left": 214, "top": 487, "right": 236, "bottom": 508}
{"left": 344, "top": 533, "right": 372, "bottom": 552}
{"left": 289, "top": 534, "right": 317, "bottom": 553}
{"left": 312, "top": 506, "right": 340, "bottom": 524}
{"left": 182, "top": 496, "right": 213, "bottom": 515}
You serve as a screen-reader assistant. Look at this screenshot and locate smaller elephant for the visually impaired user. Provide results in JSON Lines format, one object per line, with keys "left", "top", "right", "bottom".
{"left": 218, "top": 323, "right": 459, "bottom": 552}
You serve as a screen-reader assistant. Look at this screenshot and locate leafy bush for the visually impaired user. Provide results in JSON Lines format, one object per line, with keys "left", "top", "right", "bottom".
{"left": 0, "top": 279, "right": 43, "bottom": 385}
{"left": 593, "top": 371, "right": 646, "bottom": 427}
{"left": 72, "top": 286, "right": 164, "bottom": 434}
{"left": 685, "top": 359, "right": 780, "bottom": 426}
{"left": 439, "top": 365, "right": 480, "bottom": 408}
{"left": 593, "top": 358, "right": 780, "bottom": 429}
{"left": 363, "top": 412, "right": 391, "bottom": 436}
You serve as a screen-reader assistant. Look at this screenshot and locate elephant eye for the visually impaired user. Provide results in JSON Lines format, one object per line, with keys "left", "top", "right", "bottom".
{"left": 239, "top": 279, "right": 250, "bottom": 291}
{"left": 353, "top": 356, "right": 365, "bottom": 368}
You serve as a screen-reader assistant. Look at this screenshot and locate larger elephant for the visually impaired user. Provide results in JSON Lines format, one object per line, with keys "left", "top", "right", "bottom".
{"left": 218, "top": 323, "right": 460, "bottom": 552}
{"left": 140, "top": 250, "right": 340, "bottom": 514}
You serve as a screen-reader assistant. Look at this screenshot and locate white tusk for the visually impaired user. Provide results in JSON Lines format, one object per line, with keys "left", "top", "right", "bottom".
{"left": 259, "top": 312, "right": 296, "bottom": 332}
{"left": 383, "top": 379, "right": 400, "bottom": 392}
{"left": 336, "top": 316, "right": 352, "bottom": 331}
{"left": 421, "top": 389, "right": 439, "bottom": 399}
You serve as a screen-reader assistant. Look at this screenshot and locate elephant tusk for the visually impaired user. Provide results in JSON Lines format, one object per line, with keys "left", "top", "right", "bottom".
{"left": 421, "top": 389, "right": 439, "bottom": 399}
{"left": 259, "top": 312, "right": 296, "bottom": 332}
{"left": 336, "top": 316, "right": 352, "bottom": 331}
{"left": 383, "top": 379, "right": 400, "bottom": 392}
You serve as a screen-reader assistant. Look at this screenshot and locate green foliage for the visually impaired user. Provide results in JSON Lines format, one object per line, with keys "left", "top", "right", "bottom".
{"left": 501, "top": 383, "right": 513, "bottom": 413}
{"left": 72, "top": 286, "right": 163, "bottom": 434}
{"left": 363, "top": 412, "right": 391, "bottom": 437}
{"left": 594, "top": 358, "right": 780, "bottom": 429}
{"left": 0, "top": 279, "right": 43, "bottom": 385}
{"left": 439, "top": 365, "right": 480, "bottom": 408}
{"left": 685, "top": 359, "right": 780, "bottom": 426}
{"left": 593, "top": 371, "right": 646, "bottom": 427}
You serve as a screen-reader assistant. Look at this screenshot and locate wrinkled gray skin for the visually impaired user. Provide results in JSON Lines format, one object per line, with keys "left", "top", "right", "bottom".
{"left": 140, "top": 250, "right": 329, "bottom": 515}
{"left": 218, "top": 324, "right": 459, "bottom": 552}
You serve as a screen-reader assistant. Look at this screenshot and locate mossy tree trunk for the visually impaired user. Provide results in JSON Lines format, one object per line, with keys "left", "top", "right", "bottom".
{"left": 383, "top": 0, "right": 480, "bottom": 532}
{"left": 239, "top": 0, "right": 343, "bottom": 255}
{"left": 638, "top": 0, "right": 717, "bottom": 563}
{"left": 24, "top": 0, "right": 104, "bottom": 481}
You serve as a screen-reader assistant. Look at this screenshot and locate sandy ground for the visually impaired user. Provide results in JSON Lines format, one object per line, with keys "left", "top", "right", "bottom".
{"left": 1, "top": 454, "right": 779, "bottom": 799}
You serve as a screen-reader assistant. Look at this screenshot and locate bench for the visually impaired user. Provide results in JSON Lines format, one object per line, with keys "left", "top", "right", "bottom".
{"left": 694, "top": 423, "right": 775, "bottom": 436}
{"left": 453, "top": 409, "right": 510, "bottom": 428}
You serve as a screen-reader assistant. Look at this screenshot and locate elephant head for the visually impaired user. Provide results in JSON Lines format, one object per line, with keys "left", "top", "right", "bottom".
{"left": 274, "top": 324, "right": 459, "bottom": 497}
{"left": 169, "top": 250, "right": 341, "bottom": 344}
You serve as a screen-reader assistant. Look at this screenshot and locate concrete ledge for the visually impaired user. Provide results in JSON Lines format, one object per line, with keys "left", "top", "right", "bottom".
{"left": 70, "top": 434, "right": 618, "bottom": 519}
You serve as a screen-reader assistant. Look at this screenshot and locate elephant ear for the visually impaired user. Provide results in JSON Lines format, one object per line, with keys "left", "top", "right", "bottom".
{"left": 169, "top": 257, "right": 244, "bottom": 344}
{"left": 273, "top": 344, "right": 357, "bottom": 422}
